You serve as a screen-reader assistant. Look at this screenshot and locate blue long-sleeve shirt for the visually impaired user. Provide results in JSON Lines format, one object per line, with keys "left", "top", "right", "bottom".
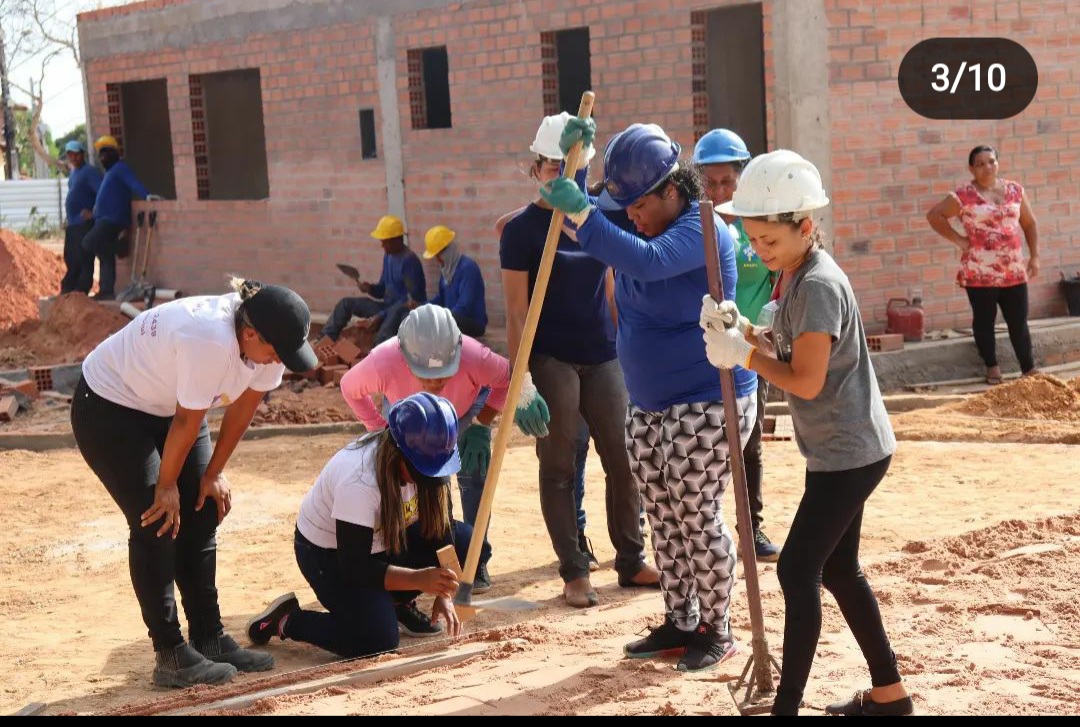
{"left": 576, "top": 201, "right": 757, "bottom": 411}
{"left": 432, "top": 254, "right": 487, "bottom": 329}
{"left": 93, "top": 160, "right": 148, "bottom": 226}
{"left": 370, "top": 249, "right": 427, "bottom": 311}
{"left": 65, "top": 164, "right": 102, "bottom": 228}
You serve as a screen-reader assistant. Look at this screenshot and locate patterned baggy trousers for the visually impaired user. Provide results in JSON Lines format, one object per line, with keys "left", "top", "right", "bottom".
{"left": 625, "top": 393, "right": 756, "bottom": 640}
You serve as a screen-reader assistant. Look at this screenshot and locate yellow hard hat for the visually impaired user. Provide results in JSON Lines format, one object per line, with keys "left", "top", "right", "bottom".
{"left": 423, "top": 225, "right": 456, "bottom": 259}
{"left": 371, "top": 215, "right": 405, "bottom": 241}
{"left": 93, "top": 135, "right": 119, "bottom": 151}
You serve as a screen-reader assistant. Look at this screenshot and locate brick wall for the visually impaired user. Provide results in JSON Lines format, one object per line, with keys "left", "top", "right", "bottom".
{"left": 80, "top": 0, "right": 1079, "bottom": 334}
{"left": 827, "top": 0, "right": 1080, "bottom": 330}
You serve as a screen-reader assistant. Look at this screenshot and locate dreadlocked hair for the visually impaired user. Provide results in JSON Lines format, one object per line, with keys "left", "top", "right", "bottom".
{"left": 348, "top": 429, "right": 450, "bottom": 555}
{"left": 649, "top": 160, "right": 704, "bottom": 209}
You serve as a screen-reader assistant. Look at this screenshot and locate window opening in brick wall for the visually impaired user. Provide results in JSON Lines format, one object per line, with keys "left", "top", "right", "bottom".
{"left": 692, "top": 4, "right": 766, "bottom": 154}
{"left": 359, "top": 109, "right": 377, "bottom": 159}
{"left": 189, "top": 68, "right": 269, "bottom": 200}
{"left": 556, "top": 28, "right": 591, "bottom": 116}
{"left": 117, "top": 79, "right": 176, "bottom": 199}
{"left": 408, "top": 46, "right": 452, "bottom": 130}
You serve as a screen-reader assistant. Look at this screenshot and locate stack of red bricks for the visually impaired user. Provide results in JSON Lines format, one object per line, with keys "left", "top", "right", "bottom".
{"left": 287, "top": 337, "right": 364, "bottom": 388}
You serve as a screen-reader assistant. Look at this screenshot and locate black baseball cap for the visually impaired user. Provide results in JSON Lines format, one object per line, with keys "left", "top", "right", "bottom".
{"left": 243, "top": 284, "right": 319, "bottom": 373}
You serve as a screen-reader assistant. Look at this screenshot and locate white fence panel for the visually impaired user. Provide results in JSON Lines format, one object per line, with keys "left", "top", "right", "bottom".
{"left": 0, "top": 179, "right": 70, "bottom": 231}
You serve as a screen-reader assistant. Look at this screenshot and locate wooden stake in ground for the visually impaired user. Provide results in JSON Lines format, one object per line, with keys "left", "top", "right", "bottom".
{"left": 455, "top": 90, "right": 596, "bottom": 610}
{"left": 700, "top": 200, "right": 781, "bottom": 714}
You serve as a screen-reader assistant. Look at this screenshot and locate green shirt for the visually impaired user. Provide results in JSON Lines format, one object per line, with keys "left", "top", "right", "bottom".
{"left": 731, "top": 219, "right": 776, "bottom": 325}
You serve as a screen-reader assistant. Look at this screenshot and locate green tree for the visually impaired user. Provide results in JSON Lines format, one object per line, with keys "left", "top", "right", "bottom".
{"left": 12, "top": 106, "right": 55, "bottom": 177}
{"left": 53, "top": 122, "right": 85, "bottom": 156}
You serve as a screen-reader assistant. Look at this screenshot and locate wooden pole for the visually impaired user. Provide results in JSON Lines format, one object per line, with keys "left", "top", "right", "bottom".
{"left": 455, "top": 91, "right": 595, "bottom": 606}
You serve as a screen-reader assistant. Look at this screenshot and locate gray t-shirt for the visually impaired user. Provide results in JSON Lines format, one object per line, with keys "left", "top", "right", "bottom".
{"left": 771, "top": 250, "right": 895, "bottom": 472}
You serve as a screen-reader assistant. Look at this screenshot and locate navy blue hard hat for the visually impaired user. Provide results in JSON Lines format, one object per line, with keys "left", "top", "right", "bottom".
{"left": 597, "top": 123, "right": 681, "bottom": 210}
{"left": 387, "top": 392, "right": 461, "bottom": 478}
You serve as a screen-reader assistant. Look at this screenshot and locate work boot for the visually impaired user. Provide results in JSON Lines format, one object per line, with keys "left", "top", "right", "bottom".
{"left": 676, "top": 624, "right": 738, "bottom": 673}
{"left": 396, "top": 601, "right": 443, "bottom": 637}
{"left": 623, "top": 616, "right": 693, "bottom": 659}
{"left": 152, "top": 642, "right": 237, "bottom": 688}
{"left": 754, "top": 529, "right": 782, "bottom": 563}
{"left": 564, "top": 576, "right": 599, "bottom": 608}
{"left": 247, "top": 592, "right": 300, "bottom": 646}
{"left": 825, "top": 689, "right": 914, "bottom": 716}
{"left": 579, "top": 530, "right": 600, "bottom": 573}
{"left": 618, "top": 563, "right": 662, "bottom": 589}
{"left": 192, "top": 633, "right": 275, "bottom": 673}
{"left": 473, "top": 562, "right": 493, "bottom": 595}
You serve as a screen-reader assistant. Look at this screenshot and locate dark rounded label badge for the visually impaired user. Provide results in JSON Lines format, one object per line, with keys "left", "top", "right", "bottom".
{"left": 898, "top": 38, "right": 1038, "bottom": 120}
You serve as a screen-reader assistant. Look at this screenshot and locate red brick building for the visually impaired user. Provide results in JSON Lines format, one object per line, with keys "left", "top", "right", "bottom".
{"left": 78, "top": 0, "right": 1080, "bottom": 331}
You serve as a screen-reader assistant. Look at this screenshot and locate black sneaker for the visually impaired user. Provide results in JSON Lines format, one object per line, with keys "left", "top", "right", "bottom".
{"left": 193, "top": 633, "right": 275, "bottom": 673}
{"left": 579, "top": 530, "right": 600, "bottom": 573}
{"left": 676, "top": 624, "right": 738, "bottom": 673}
{"left": 247, "top": 592, "right": 300, "bottom": 645}
{"left": 396, "top": 601, "right": 444, "bottom": 637}
{"left": 825, "top": 689, "right": 914, "bottom": 716}
{"left": 474, "top": 562, "right": 493, "bottom": 595}
{"left": 624, "top": 616, "right": 694, "bottom": 659}
{"left": 754, "top": 529, "right": 781, "bottom": 563}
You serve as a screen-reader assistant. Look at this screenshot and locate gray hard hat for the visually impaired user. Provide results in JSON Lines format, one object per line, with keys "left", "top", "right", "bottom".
{"left": 397, "top": 304, "right": 463, "bottom": 379}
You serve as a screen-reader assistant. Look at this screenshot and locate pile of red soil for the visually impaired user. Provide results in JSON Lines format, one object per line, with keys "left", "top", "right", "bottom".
{"left": 0, "top": 293, "right": 129, "bottom": 368}
{"left": 0, "top": 229, "right": 65, "bottom": 331}
{"left": 946, "top": 373, "right": 1080, "bottom": 421}
{"left": 251, "top": 380, "right": 357, "bottom": 426}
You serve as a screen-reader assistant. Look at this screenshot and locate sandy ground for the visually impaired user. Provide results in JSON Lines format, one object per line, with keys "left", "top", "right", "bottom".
{"left": 1, "top": 432, "right": 1078, "bottom": 716}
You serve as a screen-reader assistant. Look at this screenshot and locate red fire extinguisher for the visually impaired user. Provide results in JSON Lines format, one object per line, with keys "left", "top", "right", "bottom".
{"left": 886, "top": 294, "right": 925, "bottom": 342}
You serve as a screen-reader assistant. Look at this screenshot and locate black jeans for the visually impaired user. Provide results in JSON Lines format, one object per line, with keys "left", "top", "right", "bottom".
{"left": 70, "top": 376, "right": 222, "bottom": 652}
{"left": 286, "top": 521, "right": 490, "bottom": 658}
{"left": 78, "top": 219, "right": 125, "bottom": 296}
{"left": 743, "top": 380, "right": 768, "bottom": 531}
{"left": 772, "top": 456, "right": 900, "bottom": 716}
{"left": 452, "top": 312, "right": 486, "bottom": 338}
{"left": 965, "top": 284, "right": 1035, "bottom": 373}
{"left": 61, "top": 220, "right": 94, "bottom": 294}
{"left": 322, "top": 297, "right": 409, "bottom": 345}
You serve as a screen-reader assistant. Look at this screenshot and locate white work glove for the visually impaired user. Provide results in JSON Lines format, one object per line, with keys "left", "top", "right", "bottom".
{"left": 703, "top": 326, "right": 758, "bottom": 371}
{"left": 700, "top": 294, "right": 752, "bottom": 337}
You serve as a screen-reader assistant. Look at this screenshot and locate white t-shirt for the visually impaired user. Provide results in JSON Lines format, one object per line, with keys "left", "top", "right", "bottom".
{"left": 296, "top": 437, "right": 419, "bottom": 555}
{"left": 82, "top": 293, "right": 285, "bottom": 417}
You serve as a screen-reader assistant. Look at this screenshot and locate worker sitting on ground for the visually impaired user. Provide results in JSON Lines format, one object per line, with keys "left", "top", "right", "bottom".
{"left": 424, "top": 225, "right": 488, "bottom": 338}
{"left": 321, "top": 215, "right": 427, "bottom": 345}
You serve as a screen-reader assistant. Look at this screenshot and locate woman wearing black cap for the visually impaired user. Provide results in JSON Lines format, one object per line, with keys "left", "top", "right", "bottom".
{"left": 70, "top": 277, "right": 318, "bottom": 688}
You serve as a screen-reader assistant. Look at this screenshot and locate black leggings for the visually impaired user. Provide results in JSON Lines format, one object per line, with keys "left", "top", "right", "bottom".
{"left": 70, "top": 376, "right": 222, "bottom": 652}
{"left": 772, "top": 456, "right": 899, "bottom": 716}
{"left": 965, "top": 284, "right": 1035, "bottom": 372}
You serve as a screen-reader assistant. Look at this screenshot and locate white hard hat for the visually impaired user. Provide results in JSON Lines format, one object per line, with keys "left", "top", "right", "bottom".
{"left": 717, "top": 149, "right": 829, "bottom": 219}
{"left": 529, "top": 111, "right": 597, "bottom": 164}
{"left": 397, "top": 304, "right": 463, "bottom": 379}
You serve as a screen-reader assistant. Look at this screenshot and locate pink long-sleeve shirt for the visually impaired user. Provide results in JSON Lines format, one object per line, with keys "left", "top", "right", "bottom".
{"left": 340, "top": 336, "right": 511, "bottom": 431}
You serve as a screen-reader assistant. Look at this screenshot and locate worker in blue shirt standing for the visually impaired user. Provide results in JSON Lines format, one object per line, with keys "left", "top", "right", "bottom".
{"left": 424, "top": 225, "right": 487, "bottom": 338}
{"left": 321, "top": 215, "right": 428, "bottom": 346}
{"left": 78, "top": 135, "right": 152, "bottom": 300}
{"left": 59, "top": 140, "right": 102, "bottom": 295}
{"left": 541, "top": 120, "right": 758, "bottom": 674}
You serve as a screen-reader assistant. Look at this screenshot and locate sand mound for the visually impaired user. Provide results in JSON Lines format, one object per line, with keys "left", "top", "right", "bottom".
{"left": 252, "top": 380, "right": 357, "bottom": 426}
{"left": 0, "top": 229, "right": 65, "bottom": 330}
{"left": 945, "top": 373, "right": 1080, "bottom": 421}
{"left": 0, "top": 293, "right": 128, "bottom": 368}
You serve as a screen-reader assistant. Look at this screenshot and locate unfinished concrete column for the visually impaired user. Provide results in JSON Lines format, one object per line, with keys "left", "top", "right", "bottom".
{"left": 771, "top": 0, "right": 833, "bottom": 247}
{"left": 376, "top": 16, "right": 408, "bottom": 237}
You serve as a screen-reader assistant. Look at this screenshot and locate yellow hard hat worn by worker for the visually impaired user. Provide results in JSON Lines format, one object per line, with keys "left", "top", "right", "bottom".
{"left": 93, "top": 135, "right": 120, "bottom": 151}
{"left": 423, "top": 225, "right": 456, "bottom": 259}
{"left": 371, "top": 215, "right": 405, "bottom": 240}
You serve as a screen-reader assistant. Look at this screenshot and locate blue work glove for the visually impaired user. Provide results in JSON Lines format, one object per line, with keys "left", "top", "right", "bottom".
{"left": 539, "top": 177, "right": 589, "bottom": 215}
{"left": 514, "top": 372, "right": 551, "bottom": 438}
{"left": 459, "top": 423, "right": 492, "bottom": 476}
{"left": 559, "top": 116, "right": 596, "bottom": 158}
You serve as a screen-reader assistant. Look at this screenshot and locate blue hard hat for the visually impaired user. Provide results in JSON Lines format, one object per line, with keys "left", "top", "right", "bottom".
{"left": 63, "top": 140, "right": 86, "bottom": 156}
{"left": 387, "top": 392, "right": 461, "bottom": 478}
{"left": 597, "top": 124, "right": 682, "bottom": 211}
{"left": 692, "top": 129, "right": 751, "bottom": 166}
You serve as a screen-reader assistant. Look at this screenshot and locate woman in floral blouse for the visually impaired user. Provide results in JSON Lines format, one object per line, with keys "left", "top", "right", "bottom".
{"left": 927, "top": 145, "right": 1040, "bottom": 384}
